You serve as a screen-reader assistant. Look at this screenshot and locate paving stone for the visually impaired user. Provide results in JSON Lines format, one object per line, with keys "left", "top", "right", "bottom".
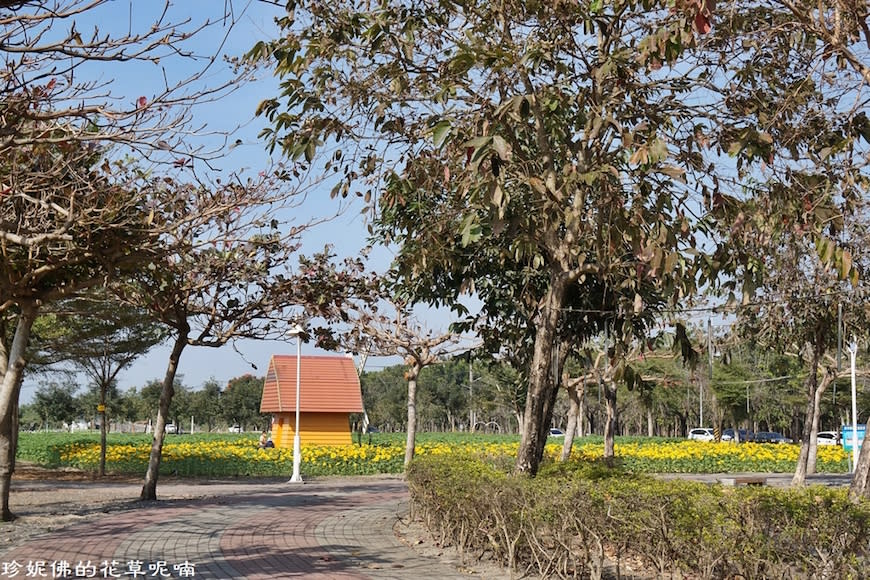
{"left": 0, "top": 477, "right": 473, "bottom": 580}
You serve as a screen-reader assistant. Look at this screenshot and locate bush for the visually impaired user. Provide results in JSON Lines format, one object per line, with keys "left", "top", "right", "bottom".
{"left": 407, "top": 455, "right": 870, "bottom": 579}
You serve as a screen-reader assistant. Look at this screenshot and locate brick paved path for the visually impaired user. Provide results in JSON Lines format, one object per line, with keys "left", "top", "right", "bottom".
{"left": 0, "top": 477, "right": 477, "bottom": 580}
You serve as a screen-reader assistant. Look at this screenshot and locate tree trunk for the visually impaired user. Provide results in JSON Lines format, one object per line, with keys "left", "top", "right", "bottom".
{"left": 515, "top": 276, "right": 568, "bottom": 475}
{"left": 806, "top": 371, "right": 834, "bottom": 476}
{"left": 604, "top": 381, "right": 617, "bottom": 459}
{"left": 99, "top": 381, "right": 108, "bottom": 477}
{"left": 849, "top": 418, "right": 870, "bottom": 502}
{"left": 404, "top": 364, "right": 421, "bottom": 467}
{"left": 647, "top": 407, "right": 654, "bottom": 437}
{"left": 561, "top": 379, "right": 583, "bottom": 461}
{"left": 793, "top": 345, "right": 821, "bottom": 486}
{"left": 0, "top": 304, "right": 38, "bottom": 521}
{"left": 140, "top": 332, "right": 187, "bottom": 501}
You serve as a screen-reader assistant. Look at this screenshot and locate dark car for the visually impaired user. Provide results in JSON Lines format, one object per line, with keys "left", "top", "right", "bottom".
{"left": 754, "top": 431, "right": 792, "bottom": 444}
{"left": 722, "top": 428, "right": 753, "bottom": 442}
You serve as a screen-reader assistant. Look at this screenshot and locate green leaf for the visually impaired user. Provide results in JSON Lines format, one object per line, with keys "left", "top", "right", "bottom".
{"left": 432, "top": 120, "right": 451, "bottom": 149}
{"left": 464, "top": 136, "right": 493, "bottom": 168}
{"left": 460, "top": 214, "right": 482, "bottom": 247}
{"left": 449, "top": 51, "right": 476, "bottom": 75}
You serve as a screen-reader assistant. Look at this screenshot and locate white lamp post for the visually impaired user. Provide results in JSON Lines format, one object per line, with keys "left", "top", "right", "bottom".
{"left": 849, "top": 340, "right": 859, "bottom": 471}
{"left": 288, "top": 324, "right": 304, "bottom": 483}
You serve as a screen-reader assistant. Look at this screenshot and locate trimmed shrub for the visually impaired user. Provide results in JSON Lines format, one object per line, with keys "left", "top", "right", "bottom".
{"left": 407, "top": 455, "right": 870, "bottom": 579}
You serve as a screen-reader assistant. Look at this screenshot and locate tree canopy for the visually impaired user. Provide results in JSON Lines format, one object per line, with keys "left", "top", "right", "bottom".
{"left": 251, "top": 0, "right": 720, "bottom": 474}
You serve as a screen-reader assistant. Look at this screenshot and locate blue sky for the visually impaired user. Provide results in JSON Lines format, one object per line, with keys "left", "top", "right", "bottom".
{"left": 19, "top": 1, "right": 430, "bottom": 402}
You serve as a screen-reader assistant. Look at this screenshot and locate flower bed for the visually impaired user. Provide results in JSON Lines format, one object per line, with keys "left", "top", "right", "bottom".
{"left": 17, "top": 432, "right": 850, "bottom": 477}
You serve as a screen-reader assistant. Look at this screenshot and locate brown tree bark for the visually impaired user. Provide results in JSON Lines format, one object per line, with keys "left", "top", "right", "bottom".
{"left": 560, "top": 378, "right": 584, "bottom": 461}
{"left": 140, "top": 332, "right": 187, "bottom": 501}
{"left": 793, "top": 344, "right": 822, "bottom": 486}
{"left": 849, "top": 419, "right": 870, "bottom": 502}
{"left": 806, "top": 371, "right": 834, "bottom": 476}
{"left": 515, "top": 275, "right": 568, "bottom": 475}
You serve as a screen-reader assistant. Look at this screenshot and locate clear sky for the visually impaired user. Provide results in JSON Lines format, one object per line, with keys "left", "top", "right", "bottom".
{"left": 19, "top": 1, "right": 430, "bottom": 402}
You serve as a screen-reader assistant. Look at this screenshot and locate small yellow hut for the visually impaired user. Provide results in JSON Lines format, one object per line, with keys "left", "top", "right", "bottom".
{"left": 260, "top": 354, "right": 363, "bottom": 447}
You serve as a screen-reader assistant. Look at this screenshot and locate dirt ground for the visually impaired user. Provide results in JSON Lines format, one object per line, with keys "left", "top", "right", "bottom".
{"left": 2, "top": 464, "right": 181, "bottom": 547}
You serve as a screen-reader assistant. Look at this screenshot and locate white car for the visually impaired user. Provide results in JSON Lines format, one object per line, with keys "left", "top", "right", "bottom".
{"left": 688, "top": 428, "right": 715, "bottom": 442}
{"left": 817, "top": 431, "right": 840, "bottom": 446}
{"left": 228, "top": 425, "right": 242, "bottom": 433}
{"left": 165, "top": 423, "right": 177, "bottom": 434}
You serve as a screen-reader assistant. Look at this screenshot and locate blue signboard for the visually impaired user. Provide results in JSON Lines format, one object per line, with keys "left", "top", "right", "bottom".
{"left": 841, "top": 425, "right": 866, "bottom": 452}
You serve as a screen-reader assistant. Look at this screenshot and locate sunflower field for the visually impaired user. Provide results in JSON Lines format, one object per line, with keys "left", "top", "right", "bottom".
{"left": 16, "top": 432, "right": 850, "bottom": 477}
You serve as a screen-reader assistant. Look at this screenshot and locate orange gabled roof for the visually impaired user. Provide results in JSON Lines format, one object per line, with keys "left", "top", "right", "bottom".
{"left": 260, "top": 354, "right": 363, "bottom": 413}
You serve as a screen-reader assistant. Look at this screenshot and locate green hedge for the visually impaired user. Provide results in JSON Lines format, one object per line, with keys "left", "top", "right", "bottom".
{"left": 407, "top": 455, "right": 870, "bottom": 579}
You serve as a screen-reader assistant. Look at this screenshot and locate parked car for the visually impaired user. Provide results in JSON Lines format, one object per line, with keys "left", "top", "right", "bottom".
{"left": 165, "top": 423, "right": 177, "bottom": 434}
{"left": 816, "top": 431, "right": 840, "bottom": 446}
{"left": 754, "top": 431, "right": 792, "bottom": 444}
{"left": 548, "top": 428, "right": 565, "bottom": 437}
{"left": 228, "top": 425, "right": 242, "bottom": 433}
{"left": 722, "top": 428, "right": 753, "bottom": 442}
{"left": 688, "top": 428, "right": 715, "bottom": 441}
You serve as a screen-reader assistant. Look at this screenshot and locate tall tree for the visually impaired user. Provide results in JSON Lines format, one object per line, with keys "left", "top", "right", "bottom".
{"left": 0, "top": 0, "right": 256, "bottom": 521}
{"left": 222, "top": 374, "right": 267, "bottom": 432}
{"left": 118, "top": 172, "right": 363, "bottom": 500}
{"left": 0, "top": 140, "right": 156, "bottom": 520}
{"left": 252, "top": 0, "right": 713, "bottom": 475}
{"left": 343, "top": 300, "right": 466, "bottom": 466}
{"left": 34, "top": 291, "right": 165, "bottom": 475}
{"left": 194, "top": 379, "right": 224, "bottom": 432}
{"left": 31, "top": 381, "right": 79, "bottom": 430}
{"left": 705, "top": 1, "right": 870, "bottom": 487}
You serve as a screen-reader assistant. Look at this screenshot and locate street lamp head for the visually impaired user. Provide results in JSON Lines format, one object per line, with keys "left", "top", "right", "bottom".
{"left": 287, "top": 324, "right": 306, "bottom": 339}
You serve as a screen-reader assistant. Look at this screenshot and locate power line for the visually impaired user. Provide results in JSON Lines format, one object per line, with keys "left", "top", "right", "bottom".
{"left": 555, "top": 286, "right": 864, "bottom": 317}
{"left": 715, "top": 374, "right": 800, "bottom": 386}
